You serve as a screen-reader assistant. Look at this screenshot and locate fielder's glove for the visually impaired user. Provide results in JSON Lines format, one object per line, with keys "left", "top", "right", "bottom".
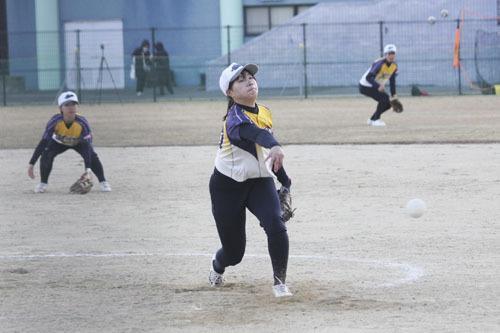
{"left": 69, "top": 172, "right": 93, "bottom": 194}
{"left": 390, "top": 97, "right": 403, "bottom": 113}
{"left": 278, "top": 186, "right": 296, "bottom": 222}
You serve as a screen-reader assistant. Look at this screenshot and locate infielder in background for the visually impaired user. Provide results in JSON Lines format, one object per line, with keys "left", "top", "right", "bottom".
{"left": 209, "top": 63, "right": 293, "bottom": 297}
{"left": 359, "top": 44, "right": 402, "bottom": 127}
{"left": 28, "top": 91, "right": 111, "bottom": 193}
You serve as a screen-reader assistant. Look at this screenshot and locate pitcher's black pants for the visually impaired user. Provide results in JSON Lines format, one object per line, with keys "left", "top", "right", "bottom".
{"left": 209, "top": 168, "right": 289, "bottom": 285}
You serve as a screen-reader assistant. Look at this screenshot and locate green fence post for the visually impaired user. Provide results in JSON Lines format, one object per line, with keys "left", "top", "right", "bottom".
{"left": 152, "top": 27, "right": 157, "bottom": 102}
{"left": 456, "top": 19, "right": 462, "bottom": 95}
{"left": 1, "top": 71, "right": 6, "bottom": 106}
{"left": 379, "top": 21, "right": 384, "bottom": 57}
{"left": 302, "top": 23, "right": 308, "bottom": 99}
{"left": 76, "top": 29, "right": 82, "bottom": 102}
{"left": 226, "top": 25, "right": 231, "bottom": 65}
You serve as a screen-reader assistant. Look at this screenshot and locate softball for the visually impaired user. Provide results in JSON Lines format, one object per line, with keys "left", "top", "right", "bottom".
{"left": 427, "top": 16, "right": 436, "bottom": 24}
{"left": 406, "top": 198, "right": 427, "bottom": 218}
{"left": 440, "top": 9, "right": 449, "bottom": 18}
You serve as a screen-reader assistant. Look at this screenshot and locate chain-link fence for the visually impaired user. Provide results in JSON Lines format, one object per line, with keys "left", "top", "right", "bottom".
{"left": 1, "top": 19, "right": 499, "bottom": 106}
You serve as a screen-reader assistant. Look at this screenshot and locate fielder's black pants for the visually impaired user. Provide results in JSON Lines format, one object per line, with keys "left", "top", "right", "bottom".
{"left": 359, "top": 84, "right": 391, "bottom": 121}
{"left": 40, "top": 141, "right": 106, "bottom": 184}
{"left": 209, "top": 168, "right": 289, "bottom": 285}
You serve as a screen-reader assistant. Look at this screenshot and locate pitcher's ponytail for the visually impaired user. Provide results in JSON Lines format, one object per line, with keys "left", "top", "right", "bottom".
{"left": 224, "top": 97, "right": 235, "bottom": 120}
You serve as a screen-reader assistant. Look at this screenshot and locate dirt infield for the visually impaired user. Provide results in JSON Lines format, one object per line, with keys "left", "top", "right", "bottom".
{"left": 1, "top": 96, "right": 499, "bottom": 332}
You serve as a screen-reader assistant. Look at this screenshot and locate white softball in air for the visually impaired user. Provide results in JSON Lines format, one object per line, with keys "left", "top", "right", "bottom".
{"left": 406, "top": 198, "right": 427, "bottom": 218}
{"left": 440, "top": 9, "right": 449, "bottom": 18}
{"left": 427, "top": 16, "right": 436, "bottom": 24}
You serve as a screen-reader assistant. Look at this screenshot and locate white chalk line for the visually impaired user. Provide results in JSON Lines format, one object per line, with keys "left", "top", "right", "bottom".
{"left": 0, "top": 252, "right": 424, "bottom": 288}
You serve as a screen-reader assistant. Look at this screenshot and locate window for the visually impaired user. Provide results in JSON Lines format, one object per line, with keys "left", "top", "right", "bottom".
{"left": 297, "top": 5, "right": 311, "bottom": 15}
{"left": 244, "top": 4, "right": 314, "bottom": 36}
{"left": 246, "top": 7, "right": 269, "bottom": 35}
{"left": 270, "top": 7, "right": 294, "bottom": 28}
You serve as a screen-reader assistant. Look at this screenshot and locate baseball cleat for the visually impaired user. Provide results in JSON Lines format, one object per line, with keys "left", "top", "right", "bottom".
{"left": 209, "top": 269, "right": 224, "bottom": 287}
{"left": 34, "top": 182, "right": 48, "bottom": 193}
{"left": 99, "top": 181, "right": 112, "bottom": 192}
{"left": 209, "top": 254, "right": 224, "bottom": 287}
{"left": 272, "top": 283, "right": 293, "bottom": 298}
{"left": 369, "top": 119, "right": 386, "bottom": 127}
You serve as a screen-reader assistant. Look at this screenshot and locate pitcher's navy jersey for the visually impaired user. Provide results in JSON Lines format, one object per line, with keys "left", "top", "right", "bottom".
{"left": 215, "top": 104, "right": 276, "bottom": 182}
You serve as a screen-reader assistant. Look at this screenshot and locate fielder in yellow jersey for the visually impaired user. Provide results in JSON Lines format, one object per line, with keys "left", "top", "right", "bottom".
{"left": 28, "top": 91, "right": 111, "bottom": 193}
{"left": 359, "top": 44, "right": 399, "bottom": 127}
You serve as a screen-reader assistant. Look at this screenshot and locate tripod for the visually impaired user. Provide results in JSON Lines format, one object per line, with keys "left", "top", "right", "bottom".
{"left": 96, "top": 44, "right": 122, "bottom": 104}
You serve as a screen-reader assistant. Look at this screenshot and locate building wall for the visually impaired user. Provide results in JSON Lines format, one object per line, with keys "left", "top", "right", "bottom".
{"left": 59, "top": 0, "right": 222, "bottom": 87}
{"left": 6, "top": 0, "right": 38, "bottom": 89}
{"left": 6, "top": 0, "right": 222, "bottom": 89}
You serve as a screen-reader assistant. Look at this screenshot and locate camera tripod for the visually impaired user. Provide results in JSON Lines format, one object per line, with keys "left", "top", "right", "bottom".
{"left": 96, "top": 44, "right": 122, "bottom": 104}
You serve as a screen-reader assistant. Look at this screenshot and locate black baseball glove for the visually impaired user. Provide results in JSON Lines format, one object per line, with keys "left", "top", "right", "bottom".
{"left": 69, "top": 173, "right": 93, "bottom": 194}
{"left": 278, "top": 186, "right": 296, "bottom": 222}
{"left": 390, "top": 98, "right": 403, "bottom": 113}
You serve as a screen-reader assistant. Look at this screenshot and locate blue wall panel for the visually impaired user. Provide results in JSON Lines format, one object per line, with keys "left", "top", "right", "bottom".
{"left": 6, "top": 0, "right": 38, "bottom": 89}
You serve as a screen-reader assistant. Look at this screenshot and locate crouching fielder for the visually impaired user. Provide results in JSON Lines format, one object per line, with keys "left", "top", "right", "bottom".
{"left": 209, "top": 63, "right": 293, "bottom": 297}
{"left": 27, "top": 91, "right": 111, "bottom": 193}
{"left": 359, "top": 44, "right": 400, "bottom": 127}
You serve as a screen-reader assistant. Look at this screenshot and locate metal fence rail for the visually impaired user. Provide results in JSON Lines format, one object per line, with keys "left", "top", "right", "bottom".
{"left": 1, "top": 19, "right": 499, "bottom": 106}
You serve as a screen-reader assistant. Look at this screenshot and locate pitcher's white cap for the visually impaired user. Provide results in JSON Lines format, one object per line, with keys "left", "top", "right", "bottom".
{"left": 57, "top": 91, "right": 79, "bottom": 106}
{"left": 384, "top": 44, "right": 397, "bottom": 54}
{"left": 219, "top": 63, "right": 258, "bottom": 96}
